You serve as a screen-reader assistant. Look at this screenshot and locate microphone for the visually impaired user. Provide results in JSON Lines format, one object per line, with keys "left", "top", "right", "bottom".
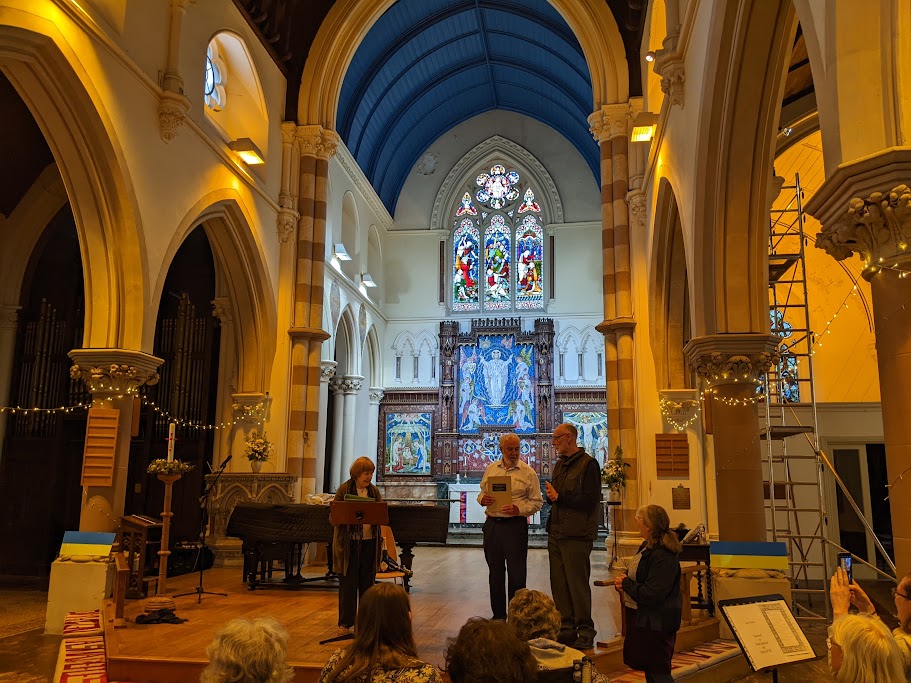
{"left": 218, "top": 454, "right": 232, "bottom": 469}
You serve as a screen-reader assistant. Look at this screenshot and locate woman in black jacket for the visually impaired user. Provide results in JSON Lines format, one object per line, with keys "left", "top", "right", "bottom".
{"left": 614, "top": 504, "right": 682, "bottom": 683}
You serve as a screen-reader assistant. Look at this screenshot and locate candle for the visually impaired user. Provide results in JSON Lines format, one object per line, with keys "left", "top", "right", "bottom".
{"left": 167, "top": 422, "right": 176, "bottom": 462}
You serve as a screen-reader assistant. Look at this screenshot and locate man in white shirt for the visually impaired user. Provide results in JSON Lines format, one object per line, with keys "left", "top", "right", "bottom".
{"left": 478, "top": 432, "right": 544, "bottom": 620}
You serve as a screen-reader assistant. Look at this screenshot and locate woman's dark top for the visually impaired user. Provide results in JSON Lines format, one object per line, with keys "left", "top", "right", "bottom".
{"left": 620, "top": 542, "right": 682, "bottom": 633}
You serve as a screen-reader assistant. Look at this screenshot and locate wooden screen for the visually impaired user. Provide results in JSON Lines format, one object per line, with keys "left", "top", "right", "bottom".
{"left": 81, "top": 407, "right": 119, "bottom": 487}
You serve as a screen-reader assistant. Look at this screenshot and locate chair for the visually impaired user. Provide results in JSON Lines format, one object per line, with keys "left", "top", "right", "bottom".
{"left": 375, "top": 525, "right": 406, "bottom": 586}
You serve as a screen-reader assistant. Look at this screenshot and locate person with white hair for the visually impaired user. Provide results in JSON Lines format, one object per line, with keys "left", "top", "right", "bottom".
{"left": 200, "top": 617, "right": 293, "bottom": 683}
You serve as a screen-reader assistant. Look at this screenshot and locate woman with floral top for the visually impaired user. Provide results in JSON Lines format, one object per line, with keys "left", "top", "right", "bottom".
{"left": 318, "top": 584, "right": 441, "bottom": 683}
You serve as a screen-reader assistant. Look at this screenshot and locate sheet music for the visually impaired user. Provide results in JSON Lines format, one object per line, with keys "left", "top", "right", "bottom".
{"left": 720, "top": 598, "right": 815, "bottom": 671}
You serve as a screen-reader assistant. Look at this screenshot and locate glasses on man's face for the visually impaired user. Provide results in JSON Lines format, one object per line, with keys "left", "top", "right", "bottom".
{"left": 892, "top": 587, "right": 910, "bottom": 600}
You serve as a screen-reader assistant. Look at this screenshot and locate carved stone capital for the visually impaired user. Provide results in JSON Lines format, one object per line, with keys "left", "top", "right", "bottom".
{"left": 588, "top": 103, "right": 630, "bottom": 143}
{"left": 596, "top": 316, "right": 636, "bottom": 335}
{"left": 68, "top": 349, "right": 164, "bottom": 395}
{"left": 211, "top": 297, "right": 232, "bottom": 325}
{"left": 626, "top": 189, "right": 647, "bottom": 232}
{"left": 655, "top": 51, "right": 685, "bottom": 109}
{"left": 232, "top": 392, "right": 270, "bottom": 424}
{"left": 281, "top": 121, "right": 297, "bottom": 145}
{"left": 684, "top": 334, "right": 780, "bottom": 386}
{"left": 0, "top": 304, "right": 21, "bottom": 329}
{"left": 295, "top": 125, "right": 339, "bottom": 160}
{"left": 276, "top": 207, "right": 299, "bottom": 244}
{"left": 815, "top": 184, "right": 911, "bottom": 277}
{"left": 435, "top": 229, "right": 450, "bottom": 241}
{"left": 369, "top": 388, "right": 385, "bottom": 403}
{"left": 320, "top": 360, "right": 338, "bottom": 382}
{"left": 158, "top": 90, "right": 190, "bottom": 142}
{"left": 329, "top": 376, "right": 363, "bottom": 394}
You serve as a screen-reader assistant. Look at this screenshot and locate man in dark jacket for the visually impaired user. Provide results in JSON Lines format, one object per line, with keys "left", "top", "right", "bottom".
{"left": 545, "top": 422, "right": 601, "bottom": 650}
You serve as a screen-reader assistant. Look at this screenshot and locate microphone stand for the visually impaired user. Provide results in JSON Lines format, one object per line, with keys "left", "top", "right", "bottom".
{"left": 174, "top": 455, "right": 231, "bottom": 603}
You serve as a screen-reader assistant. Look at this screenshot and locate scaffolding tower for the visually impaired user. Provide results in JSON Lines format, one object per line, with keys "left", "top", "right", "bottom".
{"left": 763, "top": 173, "right": 831, "bottom": 623}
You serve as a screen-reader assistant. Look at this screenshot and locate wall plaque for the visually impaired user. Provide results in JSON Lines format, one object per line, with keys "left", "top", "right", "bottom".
{"left": 672, "top": 484, "right": 691, "bottom": 510}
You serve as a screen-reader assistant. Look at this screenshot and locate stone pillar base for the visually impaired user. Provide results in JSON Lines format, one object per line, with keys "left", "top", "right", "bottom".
{"left": 46, "top": 558, "right": 113, "bottom": 634}
{"left": 712, "top": 569, "right": 792, "bottom": 639}
{"left": 208, "top": 537, "right": 244, "bottom": 568}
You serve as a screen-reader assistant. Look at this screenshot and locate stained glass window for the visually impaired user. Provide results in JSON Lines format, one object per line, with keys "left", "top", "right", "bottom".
{"left": 515, "top": 215, "right": 544, "bottom": 309}
{"left": 767, "top": 309, "right": 800, "bottom": 402}
{"left": 453, "top": 220, "right": 480, "bottom": 311}
{"left": 204, "top": 43, "right": 226, "bottom": 111}
{"left": 485, "top": 215, "right": 511, "bottom": 309}
{"left": 451, "top": 163, "right": 546, "bottom": 313}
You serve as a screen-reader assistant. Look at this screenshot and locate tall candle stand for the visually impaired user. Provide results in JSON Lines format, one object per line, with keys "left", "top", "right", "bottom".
{"left": 147, "top": 473, "right": 181, "bottom": 611}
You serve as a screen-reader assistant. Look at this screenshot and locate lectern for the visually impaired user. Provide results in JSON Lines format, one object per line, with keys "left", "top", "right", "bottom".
{"left": 329, "top": 500, "right": 389, "bottom": 527}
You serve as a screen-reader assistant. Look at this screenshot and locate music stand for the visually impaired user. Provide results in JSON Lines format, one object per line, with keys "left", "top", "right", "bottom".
{"left": 318, "top": 501, "right": 389, "bottom": 645}
{"left": 174, "top": 456, "right": 231, "bottom": 603}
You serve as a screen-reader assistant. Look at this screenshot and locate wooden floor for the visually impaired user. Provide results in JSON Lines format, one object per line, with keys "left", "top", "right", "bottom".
{"left": 106, "top": 546, "right": 623, "bottom": 682}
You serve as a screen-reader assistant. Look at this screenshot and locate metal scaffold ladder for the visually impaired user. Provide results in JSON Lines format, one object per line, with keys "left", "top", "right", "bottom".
{"left": 763, "top": 173, "right": 831, "bottom": 623}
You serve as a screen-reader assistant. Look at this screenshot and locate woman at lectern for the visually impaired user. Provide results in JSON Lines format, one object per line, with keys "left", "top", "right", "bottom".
{"left": 333, "top": 456, "right": 384, "bottom": 636}
{"left": 613, "top": 504, "right": 682, "bottom": 683}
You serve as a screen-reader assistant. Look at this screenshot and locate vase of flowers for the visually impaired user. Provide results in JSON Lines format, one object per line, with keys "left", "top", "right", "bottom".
{"left": 245, "top": 430, "right": 272, "bottom": 473}
{"left": 601, "top": 446, "right": 630, "bottom": 501}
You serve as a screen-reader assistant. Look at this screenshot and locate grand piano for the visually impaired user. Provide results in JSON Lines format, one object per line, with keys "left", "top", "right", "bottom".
{"left": 226, "top": 502, "right": 450, "bottom": 591}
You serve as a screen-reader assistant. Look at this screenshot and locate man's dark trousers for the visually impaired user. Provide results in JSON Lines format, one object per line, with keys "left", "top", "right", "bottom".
{"left": 483, "top": 515, "right": 528, "bottom": 619}
{"left": 548, "top": 535, "right": 595, "bottom": 641}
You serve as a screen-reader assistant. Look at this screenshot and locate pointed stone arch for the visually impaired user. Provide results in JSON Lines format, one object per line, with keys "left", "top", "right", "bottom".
{"left": 650, "top": 177, "right": 691, "bottom": 389}
{"left": 362, "top": 325, "right": 382, "bottom": 387}
{"left": 334, "top": 304, "right": 359, "bottom": 374}
{"left": 298, "top": 0, "right": 629, "bottom": 128}
{"left": 155, "top": 192, "right": 277, "bottom": 393}
{"left": 691, "top": 1, "right": 795, "bottom": 336}
{"left": 0, "top": 17, "right": 146, "bottom": 348}
{"left": 431, "top": 135, "right": 564, "bottom": 232}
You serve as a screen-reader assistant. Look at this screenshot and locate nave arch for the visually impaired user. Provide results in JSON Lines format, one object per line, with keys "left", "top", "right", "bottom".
{"left": 298, "top": 0, "right": 630, "bottom": 129}
{"left": 156, "top": 193, "right": 278, "bottom": 396}
{"left": 0, "top": 17, "right": 145, "bottom": 348}
{"left": 649, "top": 178, "right": 691, "bottom": 390}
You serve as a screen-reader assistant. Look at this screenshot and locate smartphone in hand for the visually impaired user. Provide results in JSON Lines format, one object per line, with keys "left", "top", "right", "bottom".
{"left": 838, "top": 552, "right": 853, "bottom": 584}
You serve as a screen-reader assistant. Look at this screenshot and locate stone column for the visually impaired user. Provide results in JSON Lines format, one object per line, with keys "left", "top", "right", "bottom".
{"left": 211, "top": 297, "right": 235, "bottom": 469}
{"left": 367, "top": 388, "right": 384, "bottom": 469}
{"left": 158, "top": 0, "right": 192, "bottom": 141}
{"left": 329, "top": 377, "right": 346, "bottom": 491}
{"left": 316, "top": 361, "right": 337, "bottom": 493}
{"left": 286, "top": 125, "right": 337, "bottom": 496}
{"left": 808, "top": 161, "right": 911, "bottom": 570}
{"left": 589, "top": 103, "right": 641, "bottom": 533}
{"left": 684, "top": 335, "right": 779, "bottom": 542}
{"left": 68, "top": 349, "right": 164, "bottom": 532}
{"left": 339, "top": 376, "right": 363, "bottom": 484}
{"left": 0, "top": 305, "right": 20, "bottom": 461}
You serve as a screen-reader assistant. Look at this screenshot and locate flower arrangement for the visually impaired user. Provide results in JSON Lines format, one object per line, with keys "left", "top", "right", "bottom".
{"left": 147, "top": 459, "right": 194, "bottom": 475}
{"left": 244, "top": 430, "right": 273, "bottom": 462}
{"left": 600, "top": 446, "right": 630, "bottom": 491}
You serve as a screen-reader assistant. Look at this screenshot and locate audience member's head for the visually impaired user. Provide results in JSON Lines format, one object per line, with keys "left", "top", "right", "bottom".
{"left": 200, "top": 617, "right": 293, "bottom": 683}
{"left": 828, "top": 614, "right": 905, "bottom": 683}
{"left": 445, "top": 617, "right": 538, "bottom": 683}
{"left": 323, "top": 583, "right": 421, "bottom": 682}
{"left": 508, "top": 588, "right": 561, "bottom": 642}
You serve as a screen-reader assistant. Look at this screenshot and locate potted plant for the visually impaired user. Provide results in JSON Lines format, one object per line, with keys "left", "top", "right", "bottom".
{"left": 244, "top": 430, "right": 273, "bottom": 473}
{"left": 600, "top": 445, "right": 630, "bottom": 501}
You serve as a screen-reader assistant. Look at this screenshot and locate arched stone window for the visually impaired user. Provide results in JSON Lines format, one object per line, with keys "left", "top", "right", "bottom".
{"left": 204, "top": 41, "right": 227, "bottom": 111}
{"left": 451, "top": 164, "right": 545, "bottom": 313}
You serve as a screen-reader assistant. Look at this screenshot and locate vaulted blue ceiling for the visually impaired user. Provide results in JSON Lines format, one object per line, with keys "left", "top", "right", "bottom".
{"left": 336, "top": 0, "right": 598, "bottom": 216}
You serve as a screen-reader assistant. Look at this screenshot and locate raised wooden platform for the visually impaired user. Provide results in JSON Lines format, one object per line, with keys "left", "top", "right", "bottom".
{"left": 105, "top": 547, "right": 632, "bottom": 682}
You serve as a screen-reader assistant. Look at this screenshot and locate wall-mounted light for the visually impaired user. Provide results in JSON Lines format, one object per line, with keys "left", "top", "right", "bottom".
{"left": 228, "top": 137, "right": 264, "bottom": 165}
{"left": 333, "top": 243, "right": 352, "bottom": 261}
{"left": 631, "top": 111, "right": 658, "bottom": 142}
{"left": 361, "top": 272, "right": 377, "bottom": 288}
{"left": 645, "top": 50, "right": 656, "bottom": 63}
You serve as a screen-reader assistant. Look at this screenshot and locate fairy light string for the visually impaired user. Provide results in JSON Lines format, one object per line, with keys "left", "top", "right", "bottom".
{"left": 0, "top": 393, "right": 257, "bottom": 431}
